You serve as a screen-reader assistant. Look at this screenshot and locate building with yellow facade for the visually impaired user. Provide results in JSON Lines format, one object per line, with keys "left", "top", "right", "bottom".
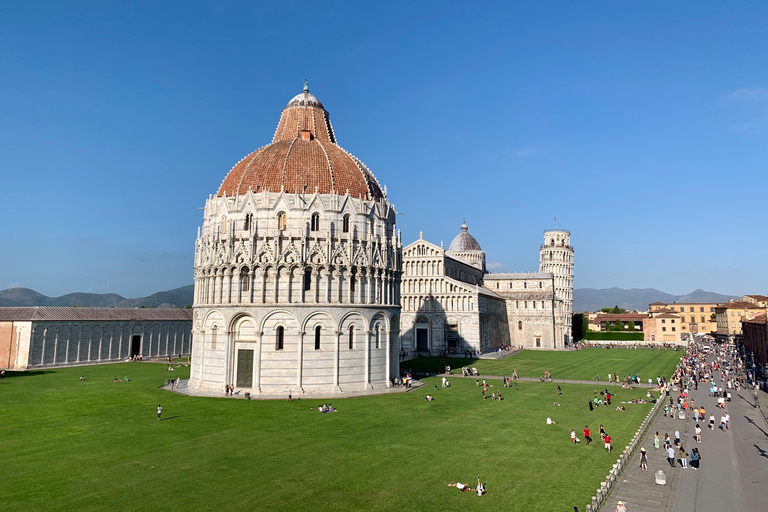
{"left": 649, "top": 302, "right": 719, "bottom": 336}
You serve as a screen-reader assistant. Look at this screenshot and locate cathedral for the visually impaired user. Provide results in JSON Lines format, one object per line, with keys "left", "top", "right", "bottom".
{"left": 189, "top": 83, "right": 573, "bottom": 397}
{"left": 189, "top": 83, "right": 402, "bottom": 395}
{"left": 400, "top": 225, "right": 573, "bottom": 353}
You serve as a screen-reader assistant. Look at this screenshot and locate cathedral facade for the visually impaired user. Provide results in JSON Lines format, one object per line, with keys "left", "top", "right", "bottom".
{"left": 189, "top": 84, "right": 402, "bottom": 395}
{"left": 400, "top": 225, "right": 573, "bottom": 352}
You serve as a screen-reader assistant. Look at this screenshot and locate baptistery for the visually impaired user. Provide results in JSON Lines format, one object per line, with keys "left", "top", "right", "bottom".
{"left": 189, "top": 83, "right": 402, "bottom": 395}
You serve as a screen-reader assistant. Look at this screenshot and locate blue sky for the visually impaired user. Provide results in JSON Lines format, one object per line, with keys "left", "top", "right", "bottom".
{"left": 1, "top": 1, "right": 766, "bottom": 298}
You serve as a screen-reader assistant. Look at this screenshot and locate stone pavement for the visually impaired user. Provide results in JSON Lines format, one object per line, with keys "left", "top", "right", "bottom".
{"left": 603, "top": 363, "right": 768, "bottom": 512}
{"left": 672, "top": 384, "right": 768, "bottom": 512}
{"left": 601, "top": 390, "right": 691, "bottom": 512}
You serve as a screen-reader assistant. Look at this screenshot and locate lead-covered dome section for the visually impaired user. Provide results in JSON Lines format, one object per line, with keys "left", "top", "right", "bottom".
{"left": 448, "top": 222, "right": 482, "bottom": 252}
{"left": 217, "top": 84, "right": 384, "bottom": 200}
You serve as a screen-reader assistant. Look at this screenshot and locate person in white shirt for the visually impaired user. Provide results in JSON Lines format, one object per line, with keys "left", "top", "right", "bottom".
{"left": 547, "top": 417, "right": 556, "bottom": 425}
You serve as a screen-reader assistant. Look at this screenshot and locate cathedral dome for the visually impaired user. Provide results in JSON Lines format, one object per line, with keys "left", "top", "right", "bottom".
{"left": 217, "top": 82, "right": 383, "bottom": 200}
{"left": 448, "top": 222, "right": 481, "bottom": 252}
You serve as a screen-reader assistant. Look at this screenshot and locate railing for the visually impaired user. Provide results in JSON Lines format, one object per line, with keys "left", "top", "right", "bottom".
{"left": 584, "top": 387, "right": 666, "bottom": 512}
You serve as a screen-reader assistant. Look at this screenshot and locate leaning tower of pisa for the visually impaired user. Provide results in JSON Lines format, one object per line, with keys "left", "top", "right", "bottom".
{"left": 539, "top": 230, "right": 574, "bottom": 344}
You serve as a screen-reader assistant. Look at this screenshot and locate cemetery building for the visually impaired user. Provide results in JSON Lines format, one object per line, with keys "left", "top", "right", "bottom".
{"left": 189, "top": 83, "right": 402, "bottom": 395}
{"left": 0, "top": 307, "right": 192, "bottom": 369}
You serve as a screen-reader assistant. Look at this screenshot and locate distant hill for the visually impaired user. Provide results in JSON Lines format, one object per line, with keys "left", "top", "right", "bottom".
{"left": 574, "top": 287, "right": 738, "bottom": 313}
{"left": 0, "top": 285, "right": 194, "bottom": 309}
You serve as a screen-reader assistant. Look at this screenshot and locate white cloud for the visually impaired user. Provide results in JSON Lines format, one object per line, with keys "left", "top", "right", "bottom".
{"left": 487, "top": 261, "right": 505, "bottom": 272}
{"left": 716, "top": 87, "right": 768, "bottom": 133}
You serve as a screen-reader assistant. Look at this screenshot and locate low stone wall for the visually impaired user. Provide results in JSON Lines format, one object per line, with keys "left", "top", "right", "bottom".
{"left": 585, "top": 388, "right": 666, "bottom": 512}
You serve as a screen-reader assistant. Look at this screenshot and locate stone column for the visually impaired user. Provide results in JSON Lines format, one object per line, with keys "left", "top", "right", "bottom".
{"left": 386, "top": 329, "right": 392, "bottom": 386}
{"left": 254, "top": 331, "right": 263, "bottom": 392}
{"left": 367, "top": 269, "right": 375, "bottom": 304}
{"left": 310, "top": 270, "right": 319, "bottom": 303}
{"left": 232, "top": 269, "right": 241, "bottom": 303}
{"left": 344, "top": 270, "right": 352, "bottom": 304}
{"left": 325, "top": 269, "right": 333, "bottom": 303}
{"left": 334, "top": 330, "right": 341, "bottom": 391}
{"left": 248, "top": 271, "right": 255, "bottom": 303}
{"left": 224, "top": 269, "right": 232, "bottom": 304}
{"left": 297, "top": 331, "right": 305, "bottom": 392}
{"left": 359, "top": 269, "right": 366, "bottom": 304}
{"left": 364, "top": 329, "right": 371, "bottom": 390}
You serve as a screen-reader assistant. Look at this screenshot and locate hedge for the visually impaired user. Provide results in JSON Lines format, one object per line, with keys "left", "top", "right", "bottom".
{"left": 583, "top": 331, "right": 644, "bottom": 341}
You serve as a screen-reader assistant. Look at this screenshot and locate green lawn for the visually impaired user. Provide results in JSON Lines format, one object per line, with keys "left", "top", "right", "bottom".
{"left": 0, "top": 359, "right": 661, "bottom": 512}
{"left": 405, "top": 347, "right": 681, "bottom": 382}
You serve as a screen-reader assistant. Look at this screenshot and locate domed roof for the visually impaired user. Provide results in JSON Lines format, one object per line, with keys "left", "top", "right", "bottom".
{"left": 217, "top": 82, "right": 383, "bottom": 200}
{"left": 448, "top": 222, "right": 482, "bottom": 252}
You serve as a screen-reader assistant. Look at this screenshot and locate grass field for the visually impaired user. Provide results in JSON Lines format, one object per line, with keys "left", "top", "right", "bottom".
{"left": 0, "top": 351, "right": 669, "bottom": 512}
{"left": 405, "top": 347, "right": 682, "bottom": 381}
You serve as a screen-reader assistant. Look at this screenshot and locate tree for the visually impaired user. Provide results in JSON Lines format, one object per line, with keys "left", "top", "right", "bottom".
{"left": 627, "top": 321, "right": 635, "bottom": 331}
{"left": 615, "top": 321, "right": 626, "bottom": 331}
{"left": 612, "top": 305, "right": 623, "bottom": 314}
{"left": 184, "top": 304, "right": 192, "bottom": 309}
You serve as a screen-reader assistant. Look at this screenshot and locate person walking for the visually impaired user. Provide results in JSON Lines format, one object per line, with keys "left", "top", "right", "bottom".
{"left": 157, "top": 404, "right": 162, "bottom": 421}
{"left": 694, "top": 424, "right": 702, "bottom": 443}
{"left": 640, "top": 447, "right": 648, "bottom": 471}
{"left": 674, "top": 428, "right": 680, "bottom": 446}
{"left": 604, "top": 433, "right": 612, "bottom": 452}
{"left": 584, "top": 426, "right": 592, "bottom": 445}
{"left": 679, "top": 445, "right": 688, "bottom": 469}
{"left": 667, "top": 445, "right": 676, "bottom": 467}
{"left": 653, "top": 432, "right": 660, "bottom": 450}
{"left": 691, "top": 447, "right": 701, "bottom": 470}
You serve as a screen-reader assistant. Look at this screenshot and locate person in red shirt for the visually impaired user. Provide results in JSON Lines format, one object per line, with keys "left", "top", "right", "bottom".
{"left": 604, "top": 434, "right": 612, "bottom": 452}
{"left": 606, "top": 392, "right": 611, "bottom": 406}
{"left": 584, "top": 426, "right": 592, "bottom": 445}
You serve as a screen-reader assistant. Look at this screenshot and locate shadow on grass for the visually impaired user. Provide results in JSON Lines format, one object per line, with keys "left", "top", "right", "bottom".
{"left": 162, "top": 415, "right": 181, "bottom": 421}
{"left": 1, "top": 370, "right": 57, "bottom": 380}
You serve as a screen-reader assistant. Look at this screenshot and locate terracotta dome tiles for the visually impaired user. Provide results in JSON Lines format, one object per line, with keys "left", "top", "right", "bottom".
{"left": 216, "top": 87, "right": 384, "bottom": 200}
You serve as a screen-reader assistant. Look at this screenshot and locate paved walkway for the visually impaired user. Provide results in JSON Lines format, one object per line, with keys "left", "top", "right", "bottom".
{"left": 452, "top": 374, "right": 654, "bottom": 388}
{"left": 603, "top": 360, "right": 768, "bottom": 512}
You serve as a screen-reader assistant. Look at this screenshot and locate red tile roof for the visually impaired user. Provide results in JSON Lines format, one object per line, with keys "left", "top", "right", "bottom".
{"left": 217, "top": 86, "right": 383, "bottom": 200}
{"left": 0, "top": 307, "right": 193, "bottom": 322}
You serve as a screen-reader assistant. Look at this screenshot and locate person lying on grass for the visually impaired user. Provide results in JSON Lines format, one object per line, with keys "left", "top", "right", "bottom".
{"left": 448, "top": 482, "right": 471, "bottom": 491}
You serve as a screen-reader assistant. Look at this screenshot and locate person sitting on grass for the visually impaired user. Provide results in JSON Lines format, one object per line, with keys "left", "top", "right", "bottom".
{"left": 476, "top": 477, "right": 486, "bottom": 496}
{"left": 448, "top": 482, "right": 471, "bottom": 491}
{"left": 425, "top": 394, "right": 433, "bottom": 401}
{"left": 547, "top": 417, "right": 557, "bottom": 425}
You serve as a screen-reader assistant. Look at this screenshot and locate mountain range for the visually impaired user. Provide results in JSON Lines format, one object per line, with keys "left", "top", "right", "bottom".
{"left": 0, "top": 285, "right": 740, "bottom": 313}
{"left": 0, "top": 285, "right": 194, "bottom": 309}
{"left": 573, "top": 288, "right": 738, "bottom": 313}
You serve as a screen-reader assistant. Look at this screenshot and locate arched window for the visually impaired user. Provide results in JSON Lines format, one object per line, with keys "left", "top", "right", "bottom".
{"left": 211, "top": 325, "right": 218, "bottom": 349}
{"left": 315, "top": 326, "right": 321, "bottom": 350}
{"left": 276, "top": 326, "right": 284, "bottom": 350}
{"left": 243, "top": 213, "right": 253, "bottom": 231}
{"left": 518, "top": 321, "right": 523, "bottom": 330}
{"left": 311, "top": 213, "right": 320, "bottom": 232}
{"left": 241, "top": 268, "right": 250, "bottom": 292}
{"left": 342, "top": 214, "right": 350, "bottom": 233}
{"left": 277, "top": 212, "right": 287, "bottom": 231}
{"left": 304, "top": 269, "right": 312, "bottom": 291}
{"left": 348, "top": 326, "right": 355, "bottom": 350}
{"left": 350, "top": 268, "right": 356, "bottom": 293}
